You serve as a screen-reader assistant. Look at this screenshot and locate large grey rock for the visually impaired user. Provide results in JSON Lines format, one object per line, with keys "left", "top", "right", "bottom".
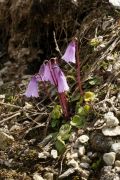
{"left": 103, "top": 152, "right": 116, "bottom": 165}
{"left": 0, "top": 131, "right": 14, "bottom": 150}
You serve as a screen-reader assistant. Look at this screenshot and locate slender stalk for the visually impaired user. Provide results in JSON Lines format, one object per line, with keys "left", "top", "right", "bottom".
{"left": 48, "top": 59, "right": 69, "bottom": 119}
{"left": 75, "top": 38, "right": 83, "bottom": 95}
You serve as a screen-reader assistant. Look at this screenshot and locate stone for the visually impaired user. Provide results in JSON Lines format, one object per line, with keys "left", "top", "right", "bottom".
{"left": 111, "top": 143, "right": 120, "bottom": 153}
{"left": 33, "top": 173, "right": 44, "bottom": 180}
{"left": 100, "top": 166, "right": 119, "bottom": 180}
{"left": 51, "top": 149, "right": 58, "bottom": 159}
{"left": 78, "top": 146, "right": 85, "bottom": 156}
{"left": 81, "top": 156, "right": 91, "bottom": 164}
{"left": 109, "top": 0, "right": 120, "bottom": 9}
{"left": 102, "top": 126, "right": 120, "bottom": 136}
{"left": 71, "top": 153, "right": 78, "bottom": 160}
{"left": 59, "top": 168, "right": 75, "bottom": 179}
{"left": 115, "top": 166, "right": 120, "bottom": 173}
{"left": 115, "top": 160, "right": 120, "bottom": 167}
{"left": 80, "top": 163, "right": 90, "bottom": 169}
{"left": 90, "top": 133, "right": 112, "bottom": 152}
{"left": 44, "top": 172, "right": 54, "bottom": 180}
{"left": 38, "top": 151, "right": 50, "bottom": 159}
{"left": 104, "top": 112, "right": 119, "bottom": 127}
{"left": 69, "top": 132, "right": 76, "bottom": 142}
{"left": 68, "top": 159, "right": 79, "bottom": 168}
{"left": 103, "top": 152, "right": 116, "bottom": 165}
{"left": 0, "top": 131, "right": 14, "bottom": 150}
{"left": 78, "top": 135, "right": 89, "bottom": 144}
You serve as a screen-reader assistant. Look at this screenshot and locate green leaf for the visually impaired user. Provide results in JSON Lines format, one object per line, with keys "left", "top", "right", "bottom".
{"left": 51, "top": 105, "right": 62, "bottom": 120}
{"left": 55, "top": 137, "right": 66, "bottom": 154}
{"left": 88, "top": 77, "right": 101, "bottom": 86}
{"left": 84, "top": 104, "right": 91, "bottom": 112}
{"left": 70, "top": 115, "right": 85, "bottom": 128}
{"left": 59, "top": 124, "right": 71, "bottom": 136}
{"left": 77, "top": 107, "right": 86, "bottom": 116}
{"left": 51, "top": 118, "right": 60, "bottom": 128}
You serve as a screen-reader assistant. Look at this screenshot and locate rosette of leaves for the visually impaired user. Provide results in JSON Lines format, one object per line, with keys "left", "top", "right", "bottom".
{"left": 70, "top": 104, "right": 90, "bottom": 128}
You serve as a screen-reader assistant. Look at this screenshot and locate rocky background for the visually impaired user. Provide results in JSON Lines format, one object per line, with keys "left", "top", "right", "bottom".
{"left": 0, "top": 0, "right": 120, "bottom": 179}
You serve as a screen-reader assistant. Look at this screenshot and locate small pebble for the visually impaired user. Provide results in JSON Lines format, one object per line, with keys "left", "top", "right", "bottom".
{"left": 33, "top": 173, "right": 44, "bottom": 180}
{"left": 111, "top": 143, "right": 120, "bottom": 153}
{"left": 69, "top": 132, "right": 76, "bottom": 142}
{"left": 51, "top": 149, "right": 58, "bottom": 159}
{"left": 68, "top": 159, "right": 79, "bottom": 168}
{"left": 44, "top": 172, "right": 54, "bottom": 180}
{"left": 103, "top": 152, "right": 116, "bottom": 165}
{"left": 81, "top": 156, "right": 91, "bottom": 164}
{"left": 78, "top": 135, "right": 89, "bottom": 144}
{"left": 71, "top": 152, "right": 78, "bottom": 159}
{"left": 78, "top": 146, "right": 85, "bottom": 156}
{"left": 80, "top": 163, "right": 90, "bottom": 169}
{"left": 104, "top": 112, "right": 119, "bottom": 127}
{"left": 115, "top": 160, "right": 120, "bottom": 167}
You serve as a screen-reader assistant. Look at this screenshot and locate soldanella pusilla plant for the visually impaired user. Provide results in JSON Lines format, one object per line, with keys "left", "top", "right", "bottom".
{"left": 25, "top": 37, "right": 83, "bottom": 119}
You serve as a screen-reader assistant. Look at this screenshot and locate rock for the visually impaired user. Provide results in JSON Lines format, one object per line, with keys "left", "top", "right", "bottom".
{"left": 33, "top": 173, "right": 44, "bottom": 180}
{"left": 104, "top": 112, "right": 119, "bottom": 127}
{"left": 111, "top": 143, "right": 120, "bottom": 153}
{"left": 51, "top": 149, "right": 58, "bottom": 159}
{"left": 100, "top": 166, "right": 119, "bottom": 180}
{"left": 90, "top": 133, "right": 112, "bottom": 152}
{"left": 68, "top": 159, "right": 79, "bottom": 169}
{"left": 69, "top": 132, "right": 76, "bottom": 142}
{"left": 115, "top": 160, "right": 120, "bottom": 167}
{"left": 78, "top": 135, "right": 89, "bottom": 144}
{"left": 80, "top": 169, "right": 90, "bottom": 180}
{"left": 80, "top": 163, "right": 90, "bottom": 169}
{"left": 78, "top": 146, "right": 85, "bottom": 156}
{"left": 102, "top": 126, "right": 120, "bottom": 136}
{"left": 59, "top": 168, "right": 75, "bottom": 179}
{"left": 66, "top": 152, "right": 71, "bottom": 160}
{"left": 71, "top": 153, "right": 78, "bottom": 160}
{"left": 103, "top": 152, "right": 116, "bottom": 165}
{"left": 118, "top": 93, "right": 120, "bottom": 101}
{"left": 44, "top": 172, "right": 54, "bottom": 180}
{"left": 109, "top": 0, "right": 120, "bottom": 9}
{"left": 115, "top": 166, "right": 120, "bottom": 173}
{"left": 81, "top": 156, "right": 91, "bottom": 164}
{"left": 0, "top": 131, "right": 14, "bottom": 150}
{"left": 10, "top": 124, "right": 22, "bottom": 132}
{"left": 38, "top": 151, "right": 50, "bottom": 159}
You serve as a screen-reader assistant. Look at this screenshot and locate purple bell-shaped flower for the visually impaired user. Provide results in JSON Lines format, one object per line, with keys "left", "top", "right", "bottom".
{"left": 25, "top": 76, "right": 39, "bottom": 97}
{"left": 62, "top": 41, "right": 76, "bottom": 63}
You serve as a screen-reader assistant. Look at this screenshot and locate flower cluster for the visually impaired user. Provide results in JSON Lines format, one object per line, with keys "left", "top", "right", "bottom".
{"left": 25, "top": 38, "right": 83, "bottom": 119}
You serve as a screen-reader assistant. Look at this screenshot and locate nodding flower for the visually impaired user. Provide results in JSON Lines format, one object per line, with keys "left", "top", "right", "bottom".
{"left": 25, "top": 58, "right": 69, "bottom": 119}
{"left": 62, "top": 38, "right": 83, "bottom": 95}
{"left": 25, "top": 76, "right": 39, "bottom": 98}
{"left": 62, "top": 41, "right": 76, "bottom": 63}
